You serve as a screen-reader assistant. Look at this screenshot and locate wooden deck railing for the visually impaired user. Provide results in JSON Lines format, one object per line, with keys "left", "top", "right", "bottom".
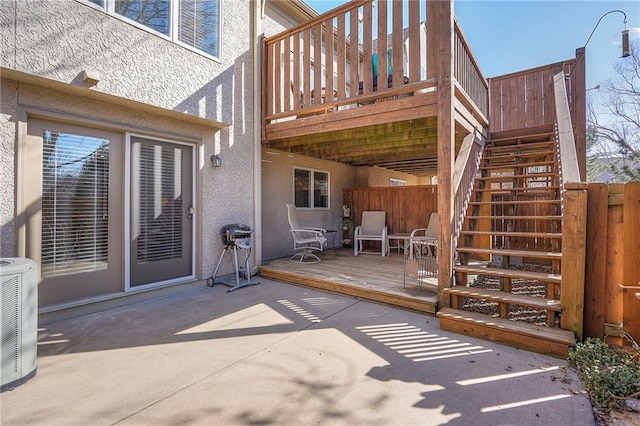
{"left": 453, "top": 21, "right": 489, "bottom": 119}
{"left": 263, "top": 0, "right": 487, "bottom": 125}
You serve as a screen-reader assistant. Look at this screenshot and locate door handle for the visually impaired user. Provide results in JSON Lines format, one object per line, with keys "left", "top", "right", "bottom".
{"left": 188, "top": 206, "right": 195, "bottom": 219}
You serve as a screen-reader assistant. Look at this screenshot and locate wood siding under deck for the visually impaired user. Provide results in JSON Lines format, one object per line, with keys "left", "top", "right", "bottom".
{"left": 262, "top": 0, "right": 488, "bottom": 176}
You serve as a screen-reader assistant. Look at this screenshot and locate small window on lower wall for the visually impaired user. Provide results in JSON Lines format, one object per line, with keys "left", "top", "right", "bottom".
{"left": 294, "top": 167, "right": 329, "bottom": 209}
{"left": 390, "top": 178, "right": 407, "bottom": 186}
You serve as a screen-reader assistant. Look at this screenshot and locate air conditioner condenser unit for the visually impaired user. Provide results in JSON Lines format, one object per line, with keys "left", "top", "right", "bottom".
{"left": 1, "top": 258, "right": 37, "bottom": 391}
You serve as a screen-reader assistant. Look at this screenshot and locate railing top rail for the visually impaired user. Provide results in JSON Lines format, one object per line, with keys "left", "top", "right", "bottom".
{"left": 489, "top": 58, "right": 576, "bottom": 82}
{"left": 453, "top": 18, "right": 488, "bottom": 89}
{"left": 265, "top": 0, "right": 370, "bottom": 45}
{"left": 553, "top": 71, "right": 581, "bottom": 184}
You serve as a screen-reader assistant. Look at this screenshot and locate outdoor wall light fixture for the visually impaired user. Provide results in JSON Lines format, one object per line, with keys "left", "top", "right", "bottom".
{"left": 210, "top": 154, "right": 222, "bottom": 168}
{"left": 81, "top": 69, "right": 100, "bottom": 85}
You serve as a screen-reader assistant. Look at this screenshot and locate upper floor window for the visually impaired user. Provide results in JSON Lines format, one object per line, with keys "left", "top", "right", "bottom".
{"left": 82, "top": 0, "right": 220, "bottom": 59}
{"left": 390, "top": 178, "right": 407, "bottom": 186}
{"left": 294, "top": 168, "right": 329, "bottom": 209}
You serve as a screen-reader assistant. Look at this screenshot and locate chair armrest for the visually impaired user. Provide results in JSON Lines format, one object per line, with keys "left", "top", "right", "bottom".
{"left": 409, "top": 228, "right": 428, "bottom": 237}
{"left": 300, "top": 226, "right": 327, "bottom": 233}
{"left": 354, "top": 225, "right": 362, "bottom": 236}
{"left": 290, "top": 228, "right": 324, "bottom": 237}
{"left": 410, "top": 235, "right": 437, "bottom": 244}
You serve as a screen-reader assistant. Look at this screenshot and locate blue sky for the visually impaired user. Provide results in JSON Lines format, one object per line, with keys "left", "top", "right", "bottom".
{"left": 303, "top": 0, "right": 640, "bottom": 89}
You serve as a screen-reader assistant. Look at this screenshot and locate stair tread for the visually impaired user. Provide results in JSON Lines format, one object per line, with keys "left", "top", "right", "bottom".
{"left": 443, "top": 287, "right": 562, "bottom": 311}
{"left": 474, "top": 186, "right": 560, "bottom": 192}
{"left": 460, "top": 230, "right": 562, "bottom": 238}
{"left": 456, "top": 247, "right": 562, "bottom": 259}
{"left": 453, "top": 264, "right": 562, "bottom": 282}
{"left": 485, "top": 140, "right": 555, "bottom": 151}
{"left": 437, "top": 307, "right": 575, "bottom": 345}
{"left": 480, "top": 161, "right": 555, "bottom": 170}
{"left": 487, "top": 131, "right": 555, "bottom": 144}
{"left": 485, "top": 151, "right": 557, "bottom": 161}
{"left": 466, "top": 215, "right": 562, "bottom": 220}
{"left": 476, "top": 172, "right": 559, "bottom": 180}
{"left": 469, "top": 200, "right": 561, "bottom": 205}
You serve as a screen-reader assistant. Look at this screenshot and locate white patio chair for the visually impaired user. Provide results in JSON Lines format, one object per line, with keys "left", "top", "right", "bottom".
{"left": 286, "top": 204, "right": 327, "bottom": 263}
{"left": 353, "top": 211, "right": 388, "bottom": 256}
{"left": 409, "top": 212, "right": 438, "bottom": 243}
{"left": 404, "top": 212, "right": 439, "bottom": 290}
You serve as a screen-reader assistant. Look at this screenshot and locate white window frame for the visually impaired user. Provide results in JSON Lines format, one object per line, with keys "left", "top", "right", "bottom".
{"left": 77, "top": 0, "right": 221, "bottom": 61}
{"left": 293, "top": 167, "right": 330, "bottom": 210}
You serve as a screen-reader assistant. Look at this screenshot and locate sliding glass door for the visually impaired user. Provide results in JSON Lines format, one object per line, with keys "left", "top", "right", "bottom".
{"left": 26, "top": 119, "right": 123, "bottom": 305}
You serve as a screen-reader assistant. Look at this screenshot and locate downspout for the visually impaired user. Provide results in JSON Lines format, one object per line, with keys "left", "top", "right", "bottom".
{"left": 252, "top": 0, "right": 264, "bottom": 268}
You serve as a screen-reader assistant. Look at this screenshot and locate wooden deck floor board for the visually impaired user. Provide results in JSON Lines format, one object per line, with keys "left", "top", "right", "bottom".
{"left": 259, "top": 249, "right": 438, "bottom": 314}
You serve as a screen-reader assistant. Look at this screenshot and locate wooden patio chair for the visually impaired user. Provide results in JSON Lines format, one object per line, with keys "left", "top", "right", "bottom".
{"left": 353, "top": 211, "right": 388, "bottom": 256}
{"left": 286, "top": 204, "right": 327, "bottom": 263}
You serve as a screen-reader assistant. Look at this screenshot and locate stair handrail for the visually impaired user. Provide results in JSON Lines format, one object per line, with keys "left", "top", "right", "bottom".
{"left": 553, "top": 71, "right": 588, "bottom": 340}
{"left": 553, "top": 72, "right": 581, "bottom": 190}
{"left": 452, "top": 131, "right": 486, "bottom": 251}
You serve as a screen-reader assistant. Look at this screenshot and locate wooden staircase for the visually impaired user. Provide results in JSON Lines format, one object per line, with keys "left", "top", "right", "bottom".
{"left": 437, "top": 130, "right": 576, "bottom": 358}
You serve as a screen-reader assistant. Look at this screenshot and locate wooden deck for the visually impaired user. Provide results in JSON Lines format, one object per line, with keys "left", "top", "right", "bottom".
{"left": 259, "top": 249, "right": 438, "bottom": 315}
{"left": 262, "top": 0, "right": 489, "bottom": 177}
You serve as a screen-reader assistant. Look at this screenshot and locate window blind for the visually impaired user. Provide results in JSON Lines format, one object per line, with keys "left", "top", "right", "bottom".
{"left": 41, "top": 131, "right": 110, "bottom": 277}
{"left": 133, "top": 141, "right": 183, "bottom": 264}
{"left": 178, "top": 0, "right": 219, "bottom": 57}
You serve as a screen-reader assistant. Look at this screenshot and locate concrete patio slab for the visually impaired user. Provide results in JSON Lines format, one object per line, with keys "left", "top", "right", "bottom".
{"left": 1, "top": 278, "right": 595, "bottom": 425}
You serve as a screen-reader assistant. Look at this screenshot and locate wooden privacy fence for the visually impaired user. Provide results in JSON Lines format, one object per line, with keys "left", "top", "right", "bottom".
{"left": 584, "top": 182, "right": 640, "bottom": 344}
{"left": 343, "top": 185, "right": 437, "bottom": 234}
{"left": 489, "top": 58, "right": 578, "bottom": 134}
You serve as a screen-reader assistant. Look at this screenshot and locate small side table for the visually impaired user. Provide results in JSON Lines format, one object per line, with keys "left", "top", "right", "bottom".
{"left": 387, "top": 233, "right": 411, "bottom": 255}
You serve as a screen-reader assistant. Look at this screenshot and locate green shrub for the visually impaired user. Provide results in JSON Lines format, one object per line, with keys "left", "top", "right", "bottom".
{"left": 568, "top": 336, "right": 640, "bottom": 411}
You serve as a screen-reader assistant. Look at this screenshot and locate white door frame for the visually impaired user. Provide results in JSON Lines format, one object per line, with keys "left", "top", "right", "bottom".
{"left": 124, "top": 132, "right": 197, "bottom": 291}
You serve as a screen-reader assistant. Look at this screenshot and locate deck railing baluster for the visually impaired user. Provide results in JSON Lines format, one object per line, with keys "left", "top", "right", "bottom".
{"left": 263, "top": 1, "right": 487, "bottom": 127}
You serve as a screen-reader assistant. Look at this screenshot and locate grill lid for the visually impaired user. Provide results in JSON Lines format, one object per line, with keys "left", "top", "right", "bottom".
{"left": 220, "top": 224, "right": 253, "bottom": 246}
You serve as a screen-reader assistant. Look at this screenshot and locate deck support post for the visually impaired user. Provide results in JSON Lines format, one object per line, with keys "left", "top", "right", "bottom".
{"left": 430, "top": 0, "right": 455, "bottom": 307}
{"left": 561, "top": 182, "right": 588, "bottom": 341}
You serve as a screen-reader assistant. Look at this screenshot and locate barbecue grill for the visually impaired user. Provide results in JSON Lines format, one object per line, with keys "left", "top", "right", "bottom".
{"left": 207, "top": 224, "right": 259, "bottom": 292}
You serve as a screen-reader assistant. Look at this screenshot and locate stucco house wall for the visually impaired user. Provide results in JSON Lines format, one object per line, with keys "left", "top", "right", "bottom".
{"left": 0, "top": 0, "right": 266, "bottom": 307}
{"left": 261, "top": 148, "right": 358, "bottom": 261}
